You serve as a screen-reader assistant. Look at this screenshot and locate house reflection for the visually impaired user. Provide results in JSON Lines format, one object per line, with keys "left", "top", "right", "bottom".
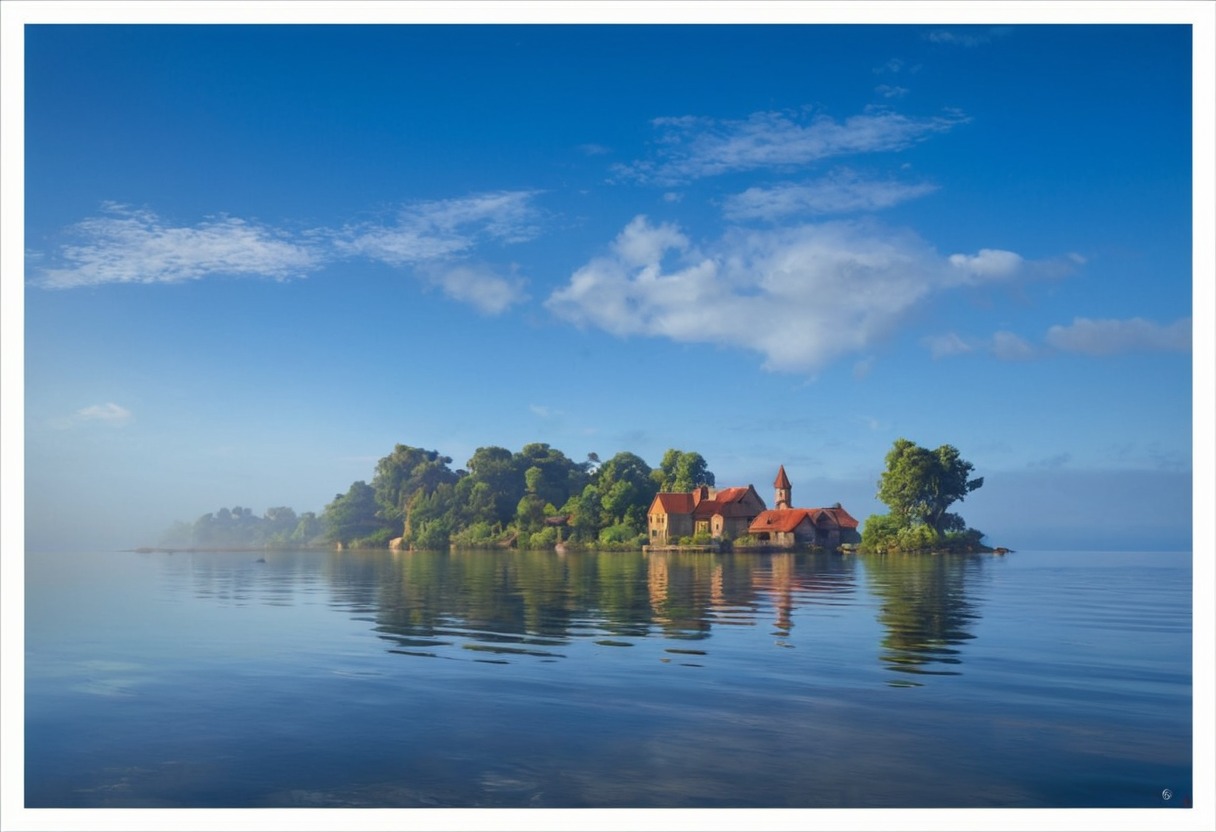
{"left": 168, "top": 548, "right": 983, "bottom": 678}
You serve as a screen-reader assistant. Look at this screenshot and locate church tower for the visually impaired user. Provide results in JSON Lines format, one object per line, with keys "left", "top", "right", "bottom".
{"left": 774, "top": 465, "right": 792, "bottom": 510}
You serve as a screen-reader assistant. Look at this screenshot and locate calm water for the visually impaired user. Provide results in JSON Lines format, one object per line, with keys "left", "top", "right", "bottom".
{"left": 25, "top": 548, "right": 1192, "bottom": 808}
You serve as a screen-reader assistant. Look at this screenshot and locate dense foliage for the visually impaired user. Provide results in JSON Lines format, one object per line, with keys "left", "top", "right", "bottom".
{"left": 161, "top": 443, "right": 716, "bottom": 551}
{"left": 862, "top": 438, "right": 986, "bottom": 553}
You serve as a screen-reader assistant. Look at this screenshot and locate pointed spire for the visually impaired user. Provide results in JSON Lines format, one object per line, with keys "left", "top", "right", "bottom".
{"left": 774, "top": 465, "right": 791, "bottom": 490}
{"left": 774, "top": 465, "right": 792, "bottom": 510}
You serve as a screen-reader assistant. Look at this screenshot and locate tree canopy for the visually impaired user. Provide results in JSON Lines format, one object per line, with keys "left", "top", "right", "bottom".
{"left": 160, "top": 443, "right": 718, "bottom": 552}
{"left": 865, "top": 438, "right": 985, "bottom": 552}
{"left": 653, "top": 449, "right": 715, "bottom": 492}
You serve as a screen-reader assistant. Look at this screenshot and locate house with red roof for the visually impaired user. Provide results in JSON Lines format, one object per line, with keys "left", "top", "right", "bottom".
{"left": 747, "top": 466, "right": 860, "bottom": 549}
{"left": 647, "top": 483, "right": 766, "bottom": 545}
{"left": 646, "top": 464, "right": 860, "bottom": 550}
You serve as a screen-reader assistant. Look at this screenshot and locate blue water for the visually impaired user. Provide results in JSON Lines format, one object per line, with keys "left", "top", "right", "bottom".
{"left": 24, "top": 548, "right": 1193, "bottom": 808}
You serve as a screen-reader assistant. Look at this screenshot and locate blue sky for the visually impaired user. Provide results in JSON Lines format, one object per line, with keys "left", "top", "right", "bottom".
{"left": 8, "top": 12, "right": 1210, "bottom": 551}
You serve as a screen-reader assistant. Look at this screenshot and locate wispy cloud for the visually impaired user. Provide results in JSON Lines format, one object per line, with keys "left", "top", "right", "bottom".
{"left": 1045, "top": 316, "right": 1191, "bottom": 355}
{"left": 927, "top": 316, "right": 1191, "bottom": 361}
{"left": 924, "top": 332, "right": 973, "bottom": 359}
{"left": 991, "top": 330, "right": 1037, "bottom": 361}
{"left": 875, "top": 84, "right": 909, "bottom": 99}
{"left": 53, "top": 402, "right": 133, "bottom": 429}
{"left": 721, "top": 169, "right": 938, "bottom": 221}
{"left": 417, "top": 262, "right": 528, "bottom": 315}
{"left": 615, "top": 107, "right": 969, "bottom": 185}
{"left": 34, "top": 204, "right": 321, "bottom": 289}
{"left": 32, "top": 192, "right": 545, "bottom": 315}
{"left": 336, "top": 191, "right": 541, "bottom": 314}
{"left": 926, "top": 27, "right": 1013, "bottom": 48}
{"left": 923, "top": 330, "right": 1037, "bottom": 361}
{"left": 1029, "top": 452, "right": 1072, "bottom": 470}
{"left": 545, "top": 215, "right": 1036, "bottom": 375}
{"left": 339, "top": 190, "right": 543, "bottom": 266}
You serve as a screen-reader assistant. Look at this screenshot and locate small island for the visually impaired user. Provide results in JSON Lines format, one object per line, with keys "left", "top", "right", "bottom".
{"left": 859, "top": 439, "right": 991, "bottom": 554}
{"left": 154, "top": 439, "right": 998, "bottom": 556}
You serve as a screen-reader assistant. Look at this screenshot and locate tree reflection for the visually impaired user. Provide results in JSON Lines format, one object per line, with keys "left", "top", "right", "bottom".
{"left": 859, "top": 553, "right": 984, "bottom": 684}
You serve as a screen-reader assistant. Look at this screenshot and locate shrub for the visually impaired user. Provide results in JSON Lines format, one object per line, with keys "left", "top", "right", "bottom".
{"left": 528, "top": 526, "right": 558, "bottom": 548}
{"left": 861, "top": 513, "right": 902, "bottom": 551}
{"left": 411, "top": 519, "right": 452, "bottom": 551}
{"left": 895, "top": 523, "right": 939, "bottom": 552}
{"left": 598, "top": 523, "right": 636, "bottom": 545}
{"left": 352, "top": 527, "right": 397, "bottom": 548}
{"left": 452, "top": 521, "right": 496, "bottom": 545}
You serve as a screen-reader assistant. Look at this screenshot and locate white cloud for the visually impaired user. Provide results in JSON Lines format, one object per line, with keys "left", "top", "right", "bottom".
{"left": 418, "top": 263, "right": 527, "bottom": 315}
{"left": 722, "top": 170, "right": 938, "bottom": 221}
{"left": 53, "top": 402, "right": 133, "bottom": 429}
{"left": 948, "top": 248, "right": 1024, "bottom": 282}
{"left": 612, "top": 215, "right": 690, "bottom": 268}
{"left": 990, "top": 330, "right": 1037, "bottom": 361}
{"left": 34, "top": 205, "right": 321, "bottom": 288}
{"left": 927, "top": 27, "right": 1012, "bottom": 48}
{"left": 616, "top": 107, "right": 969, "bottom": 185}
{"left": 875, "top": 84, "right": 909, "bottom": 99}
{"left": 546, "top": 216, "right": 1001, "bottom": 374}
{"left": 1044, "top": 317, "right": 1192, "bottom": 356}
{"left": 340, "top": 190, "right": 543, "bottom": 266}
{"left": 32, "top": 192, "right": 546, "bottom": 316}
{"left": 924, "top": 332, "right": 974, "bottom": 359}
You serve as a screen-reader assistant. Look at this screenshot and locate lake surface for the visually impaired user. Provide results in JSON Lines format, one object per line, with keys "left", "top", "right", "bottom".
{"left": 24, "top": 547, "right": 1193, "bottom": 809}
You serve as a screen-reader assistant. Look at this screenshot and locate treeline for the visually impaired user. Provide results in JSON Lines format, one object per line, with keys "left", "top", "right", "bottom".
{"left": 161, "top": 443, "right": 716, "bottom": 551}
{"left": 160, "top": 506, "right": 323, "bottom": 548}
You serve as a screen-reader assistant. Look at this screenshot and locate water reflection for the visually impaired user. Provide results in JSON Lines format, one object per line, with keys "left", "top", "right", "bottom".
{"left": 859, "top": 553, "right": 985, "bottom": 684}
{"left": 159, "top": 548, "right": 987, "bottom": 680}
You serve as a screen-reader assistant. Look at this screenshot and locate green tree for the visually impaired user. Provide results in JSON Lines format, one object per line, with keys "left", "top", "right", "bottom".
{"left": 876, "top": 439, "right": 984, "bottom": 536}
{"left": 595, "top": 451, "right": 658, "bottom": 531}
{"left": 290, "top": 511, "right": 323, "bottom": 545}
{"left": 372, "top": 444, "right": 459, "bottom": 535}
{"left": 322, "top": 481, "right": 386, "bottom": 545}
{"left": 653, "top": 449, "right": 715, "bottom": 492}
{"left": 514, "top": 466, "right": 548, "bottom": 536}
{"left": 561, "top": 484, "right": 603, "bottom": 543}
{"left": 512, "top": 443, "right": 587, "bottom": 510}
{"left": 464, "top": 446, "right": 520, "bottom": 527}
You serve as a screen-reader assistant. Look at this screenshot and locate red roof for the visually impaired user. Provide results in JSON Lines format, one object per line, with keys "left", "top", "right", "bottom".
{"left": 654, "top": 485, "right": 761, "bottom": 519}
{"left": 749, "top": 509, "right": 815, "bottom": 534}
{"left": 651, "top": 493, "right": 694, "bottom": 514}
{"left": 818, "top": 506, "right": 859, "bottom": 529}
{"left": 749, "top": 506, "right": 859, "bottom": 534}
{"left": 774, "top": 465, "right": 791, "bottom": 489}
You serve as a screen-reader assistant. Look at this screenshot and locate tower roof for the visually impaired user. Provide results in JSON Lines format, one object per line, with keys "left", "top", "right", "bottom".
{"left": 774, "top": 465, "right": 791, "bottom": 490}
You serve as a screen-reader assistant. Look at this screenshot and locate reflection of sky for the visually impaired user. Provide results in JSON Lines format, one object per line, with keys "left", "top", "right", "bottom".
{"left": 24, "top": 549, "right": 1193, "bottom": 808}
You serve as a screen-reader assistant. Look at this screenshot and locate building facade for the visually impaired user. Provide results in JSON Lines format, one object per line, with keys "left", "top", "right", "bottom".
{"left": 647, "top": 484, "right": 766, "bottom": 545}
{"left": 646, "top": 465, "right": 859, "bottom": 549}
{"left": 748, "top": 466, "right": 860, "bottom": 548}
